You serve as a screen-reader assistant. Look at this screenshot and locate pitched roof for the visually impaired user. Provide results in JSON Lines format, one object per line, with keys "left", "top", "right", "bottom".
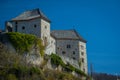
{"left": 51, "top": 30, "right": 86, "bottom": 43}
{"left": 12, "top": 8, "right": 50, "bottom": 22}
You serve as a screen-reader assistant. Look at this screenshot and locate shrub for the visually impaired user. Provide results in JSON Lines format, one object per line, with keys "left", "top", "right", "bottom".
{"left": 64, "top": 63, "right": 75, "bottom": 72}
{"left": 50, "top": 54, "right": 87, "bottom": 77}
{"left": 6, "top": 74, "right": 18, "bottom": 80}
{"left": 50, "top": 54, "right": 65, "bottom": 67}
{"left": 35, "top": 38, "right": 45, "bottom": 56}
{"left": 75, "top": 68, "right": 87, "bottom": 76}
{"left": 7, "top": 32, "right": 45, "bottom": 56}
{"left": 7, "top": 32, "right": 36, "bottom": 54}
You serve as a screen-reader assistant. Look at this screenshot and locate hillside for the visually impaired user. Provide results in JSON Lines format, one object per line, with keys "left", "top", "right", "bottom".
{"left": 0, "top": 32, "right": 90, "bottom": 80}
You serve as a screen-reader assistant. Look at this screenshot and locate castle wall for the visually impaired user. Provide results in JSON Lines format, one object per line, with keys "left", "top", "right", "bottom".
{"left": 45, "top": 36, "right": 56, "bottom": 55}
{"left": 56, "top": 39, "right": 80, "bottom": 68}
{"left": 79, "top": 41, "right": 88, "bottom": 74}
{"left": 6, "top": 18, "right": 41, "bottom": 37}
{"left": 40, "top": 19, "right": 50, "bottom": 45}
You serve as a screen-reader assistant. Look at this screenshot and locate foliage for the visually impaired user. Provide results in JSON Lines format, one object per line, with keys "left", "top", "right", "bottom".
{"left": 75, "top": 68, "right": 87, "bottom": 76}
{"left": 43, "top": 69, "right": 81, "bottom": 80}
{"left": 7, "top": 32, "right": 45, "bottom": 56}
{"left": 64, "top": 63, "right": 75, "bottom": 72}
{"left": 50, "top": 54, "right": 87, "bottom": 77}
{"left": 6, "top": 74, "right": 18, "bottom": 80}
{"left": 50, "top": 54, "right": 65, "bottom": 67}
{"left": 7, "top": 32, "right": 36, "bottom": 54}
{"left": 35, "top": 38, "right": 45, "bottom": 56}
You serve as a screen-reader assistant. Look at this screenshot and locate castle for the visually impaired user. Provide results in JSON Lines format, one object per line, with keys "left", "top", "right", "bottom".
{"left": 5, "top": 9, "right": 88, "bottom": 74}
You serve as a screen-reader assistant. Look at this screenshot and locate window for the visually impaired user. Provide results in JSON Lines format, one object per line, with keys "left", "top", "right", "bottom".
{"left": 15, "top": 22, "right": 18, "bottom": 25}
{"left": 73, "top": 51, "right": 75, "bottom": 55}
{"left": 15, "top": 25, "right": 17, "bottom": 32}
{"left": 34, "top": 24, "right": 37, "bottom": 28}
{"left": 62, "top": 51, "right": 66, "bottom": 54}
{"left": 45, "top": 26, "right": 47, "bottom": 29}
{"left": 73, "top": 57, "right": 75, "bottom": 60}
{"left": 67, "top": 44, "right": 71, "bottom": 48}
{"left": 7, "top": 26, "right": 12, "bottom": 32}
{"left": 81, "top": 45, "right": 84, "bottom": 50}
{"left": 82, "top": 58, "right": 84, "bottom": 63}
{"left": 22, "top": 26, "right": 25, "bottom": 30}
{"left": 57, "top": 47, "right": 60, "bottom": 50}
{"left": 81, "top": 52, "right": 84, "bottom": 56}
{"left": 83, "top": 68, "right": 85, "bottom": 72}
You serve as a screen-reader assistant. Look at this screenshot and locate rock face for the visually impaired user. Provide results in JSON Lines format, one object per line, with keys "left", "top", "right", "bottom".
{"left": 0, "top": 33, "right": 43, "bottom": 66}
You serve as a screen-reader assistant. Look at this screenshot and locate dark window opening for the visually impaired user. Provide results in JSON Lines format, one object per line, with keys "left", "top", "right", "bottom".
{"left": 34, "top": 24, "right": 37, "bottom": 28}
{"left": 22, "top": 26, "right": 25, "bottom": 30}
{"left": 15, "top": 25, "right": 17, "bottom": 32}
{"left": 57, "top": 47, "right": 60, "bottom": 50}
{"left": 15, "top": 22, "right": 18, "bottom": 25}
{"left": 73, "top": 51, "right": 75, "bottom": 54}
{"left": 45, "top": 26, "right": 47, "bottom": 29}
{"left": 82, "top": 58, "right": 84, "bottom": 63}
{"left": 7, "top": 26, "right": 12, "bottom": 32}
{"left": 67, "top": 44, "right": 71, "bottom": 48}
{"left": 62, "top": 51, "right": 66, "bottom": 54}
{"left": 73, "top": 57, "right": 76, "bottom": 60}
{"left": 81, "top": 52, "right": 84, "bottom": 56}
{"left": 83, "top": 68, "right": 85, "bottom": 72}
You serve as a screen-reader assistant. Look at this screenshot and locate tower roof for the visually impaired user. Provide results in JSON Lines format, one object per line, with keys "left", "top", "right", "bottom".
{"left": 51, "top": 30, "right": 86, "bottom": 43}
{"left": 12, "top": 8, "right": 50, "bottom": 22}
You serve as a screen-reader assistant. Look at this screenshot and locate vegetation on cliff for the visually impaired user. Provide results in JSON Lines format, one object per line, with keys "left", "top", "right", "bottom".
{"left": 0, "top": 32, "right": 90, "bottom": 80}
{"left": 7, "top": 32, "right": 44, "bottom": 56}
{"left": 0, "top": 43, "right": 84, "bottom": 80}
{"left": 50, "top": 54, "right": 87, "bottom": 77}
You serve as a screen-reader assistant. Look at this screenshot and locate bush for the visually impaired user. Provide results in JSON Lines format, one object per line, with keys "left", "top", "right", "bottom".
{"left": 7, "top": 32, "right": 45, "bottom": 56}
{"left": 7, "top": 32, "right": 36, "bottom": 54}
{"left": 6, "top": 74, "right": 18, "bottom": 80}
{"left": 64, "top": 63, "right": 75, "bottom": 72}
{"left": 35, "top": 38, "right": 45, "bottom": 56}
{"left": 50, "top": 54, "right": 87, "bottom": 77}
{"left": 75, "top": 68, "right": 87, "bottom": 76}
{"left": 50, "top": 54, "right": 65, "bottom": 67}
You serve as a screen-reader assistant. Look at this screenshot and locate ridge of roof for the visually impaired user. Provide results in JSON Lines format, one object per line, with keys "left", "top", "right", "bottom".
{"left": 12, "top": 8, "right": 51, "bottom": 22}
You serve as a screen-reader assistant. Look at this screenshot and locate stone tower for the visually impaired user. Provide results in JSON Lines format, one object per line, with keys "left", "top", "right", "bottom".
{"left": 6, "top": 9, "right": 51, "bottom": 46}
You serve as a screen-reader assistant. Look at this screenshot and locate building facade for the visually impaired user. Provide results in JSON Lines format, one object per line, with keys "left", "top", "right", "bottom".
{"left": 51, "top": 30, "right": 87, "bottom": 73}
{"left": 6, "top": 9, "right": 87, "bottom": 74}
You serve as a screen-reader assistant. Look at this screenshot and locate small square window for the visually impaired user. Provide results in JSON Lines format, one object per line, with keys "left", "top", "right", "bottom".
{"left": 81, "top": 52, "right": 84, "bottom": 56}
{"left": 15, "top": 22, "right": 18, "bottom": 25}
{"left": 45, "top": 26, "right": 47, "bottom": 29}
{"left": 62, "top": 51, "right": 66, "bottom": 54}
{"left": 82, "top": 58, "right": 84, "bottom": 63}
{"left": 73, "top": 57, "right": 76, "bottom": 60}
{"left": 57, "top": 47, "right": 60, "bottom": 50}
{"left": 22, "top": 26, "right": 25, "bottom": 30}
{"left": 34, "top": 24, "right": 37, "bottom": 28}
{"left": 73, "top": 51, "right": 75, "bottom": 54}
{"left": 67, "top": 44, "right": 71, "bottom": 48}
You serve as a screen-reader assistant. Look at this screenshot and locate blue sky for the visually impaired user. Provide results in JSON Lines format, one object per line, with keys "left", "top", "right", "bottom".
{"left": 0, "top": 0, "right": 120, "bottom": 74}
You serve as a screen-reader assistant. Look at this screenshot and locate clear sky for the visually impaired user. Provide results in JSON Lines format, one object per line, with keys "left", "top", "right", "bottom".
{"left": 0, "top": 0, "right": 120, "bottom": 75}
